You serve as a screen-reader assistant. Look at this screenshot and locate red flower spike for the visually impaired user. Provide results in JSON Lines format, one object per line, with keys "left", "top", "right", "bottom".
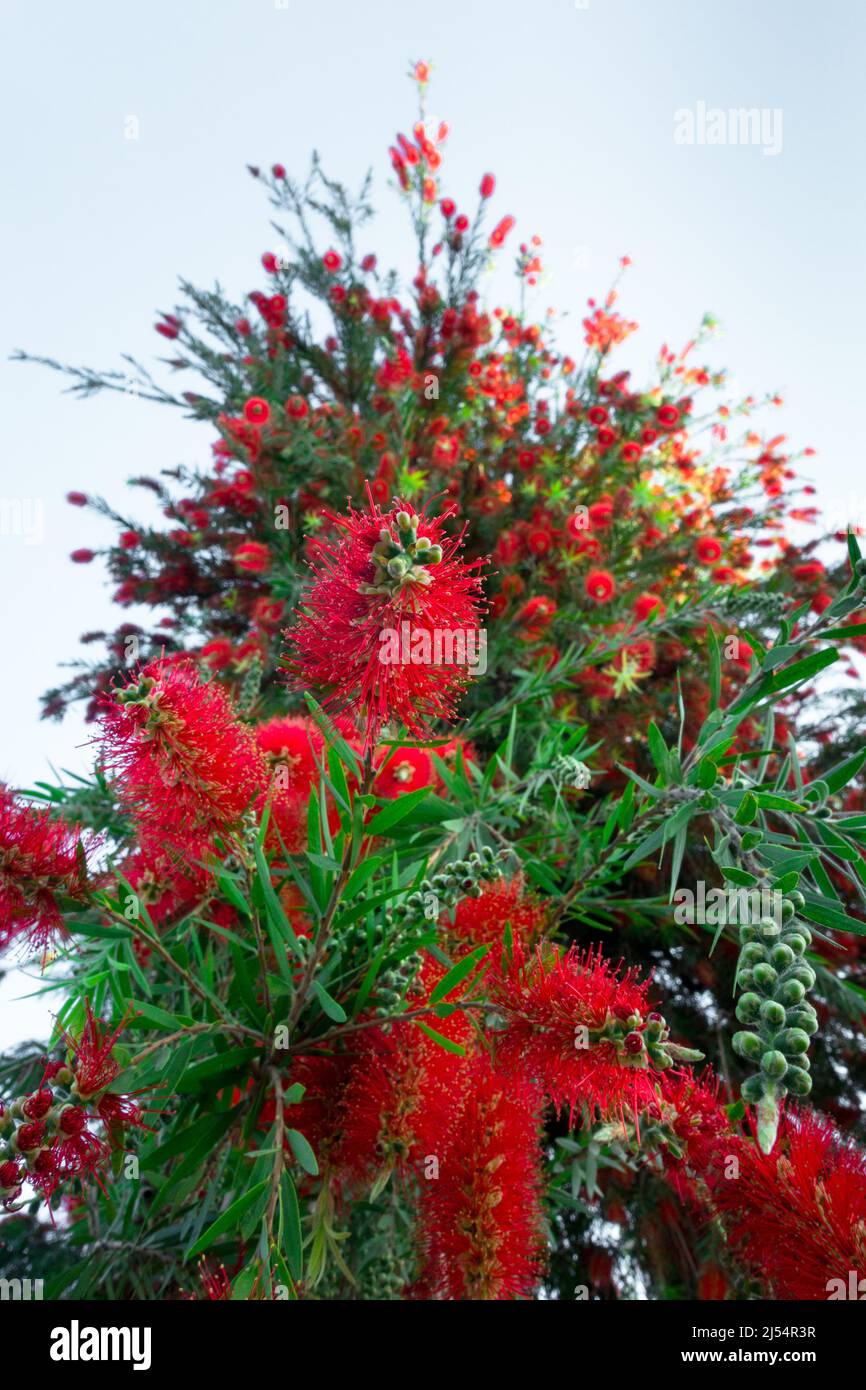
{"left": 0, "top": 785, "right": 93, "bottom": 955}
{"left": 414, "top": 1055, "right": 545, "bottom": 1300}
{"left": 100, "top": 660, "right": 267, "bottom": 862}
{"left": 490, "top": 941, "right": 663, "bottom": 1125}
{"left": 285, "top": 497, "right": 486, "bottom": 747}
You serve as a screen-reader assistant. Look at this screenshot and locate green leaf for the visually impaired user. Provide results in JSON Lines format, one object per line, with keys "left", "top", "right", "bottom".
{"left": 185, "top": 1179, "right": 270, "bottom": 1259}
{"left": 428, "top": 945, "right": 489, "bottom": 1005}
{"left": 734, "top": 793, "right": 758, "bottom": 825}
{"left": 821, "top": 748, "right": 866, "bottom": 796}
{"left": 647, "top": 722, "right": 670, "bottom": 779}
{"left": 280, "top": 1172, "right": 303, "bottom": 1281}
{"left": 365, "top": 787, "right": 437, "bottom": 837}
{"left": 414, "top": 1021, "right": 466, "bottom": 1055}
{"left": 313, "top": 980, "right": 347, "bottom": 1022}
{"left": 707, "top": 626, "right": 721, "bottom": 710}
{"left": 287, "top": 1128, "right": 319, "bottom": 1176}
{"left": 719, "top": 865, "right": 758, "bottom": 887}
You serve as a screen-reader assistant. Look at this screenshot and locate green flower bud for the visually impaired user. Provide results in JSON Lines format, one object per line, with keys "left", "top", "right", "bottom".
{"left": 785, "top": 1065, "right": 812, "bottom": 1097}
{"left": 778, "top": 1028, "right": 810, "bottom": 1056}
{"left": 735, "top": 993, "right": 762, "bottom": 1023}
{"left": 787, "top": 890, "right": 805, "bottom": 909}
{"left": 781, "top": 899, "right": 796, "bottom": 921}
{"left": 741, "top": 1074, "right": 766, "bottom": 1103}
{"left": 732, "top": 1031, "right": 763, "bottom": 1060}
{"left": 776, "top": 978, "right": 806, "bottom": 1005}
{"left": 752, "top": 963, "right": 778, "bottom": 991}
{"left": 738, "top": 924, "right": 759, "bottom": 944}
{"left": 736, "top": 968, "right": 755, "bottom": 991}
{"left": 759, "top": 999, "right": 786, "bottom": 1027}
{"left": 783, "top": 933, "right": 807, "bottom": 956}
{"left": 740, "top": 942, "right": 766, "bottom": 967}
{"left": 761, "top": 1050, "right": 788, "bottom": 1079}
{"left": 770, "top": 943, "right": 795, "bottom": 970}
{"left": 786, "top": 1007, "right": 818, "bottom": 1035}
{"left": 791, "top": 964, "right": 816, "bottom": 989}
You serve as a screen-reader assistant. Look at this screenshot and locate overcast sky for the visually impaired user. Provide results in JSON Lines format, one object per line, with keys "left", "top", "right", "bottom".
{"left": 2, "top": 0, "right": 863, "bottom": 1043}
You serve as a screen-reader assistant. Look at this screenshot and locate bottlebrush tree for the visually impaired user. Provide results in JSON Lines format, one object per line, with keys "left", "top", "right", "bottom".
{"left": 5, "top": 62, "right": 866, "bottom": 1301}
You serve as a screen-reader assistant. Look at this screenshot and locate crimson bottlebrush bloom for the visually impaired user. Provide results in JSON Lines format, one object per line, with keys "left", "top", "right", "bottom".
{"left": 0, "top": 785, "right": 92, "bottom": 954}
{"left": 333, "top": 960, "right": 472, "bottom": 1190}
{"left": 373, "top": 744, "right": 435, "bottom": 797}
{"left": 55, "top": 1001, "right": 125, "bottom": 1099}
{"left": 333, "top": 1021, "right": 468, "bottom": 1192}
{"left": 100, "top": 660, "right": 267, "bottom": 861}
{"left": 414, "top": 1055, "right": 545, "bottom": 1300}
{"left": 255, "top": 715, "right": 327, "bottom": 797}
{"left": 709, "top": 1108, "right": 866, "bottom": 1299}
{"left": 284, "top": 497, "right": 486, "bottom": 747}
{"left": 694, "top": 536, "right": 723, "bottom": 565}
{"left": 444, "top": 877, "right": 547, "bottom": 954}
{"left": 490, "top": 941, "right": 667, "bottom": 1125}
{"left": 585, "top": 569, "right": 615, "bottom": 603}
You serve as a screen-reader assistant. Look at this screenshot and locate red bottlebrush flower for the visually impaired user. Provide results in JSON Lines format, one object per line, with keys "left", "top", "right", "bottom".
{"left": 515, "top": 595, "right": 556, "bottom": 640}
{"left": 588, "top": 500, "right": 613, "bottom": 529}
{"left": 70, "top": 548, "right": 95, "bottom": 563}
{"left": 200, "top": 638, "right": 234, "bottom": 671}
{"left": 243, "top": 396, "right": 271, "bottom": 426}
{"left": 792, "top": 560, "right": 825, "bottom": 582}
{"left": 712, "top": 566, "right": 737, "bottom": 583}
{"left": 15, "top": 1120, "right": 46, "bottom": 1153}
{"left": 284, "top": 497, "right": 486, "bottom": 747}
{"left": 633, "top": 592, "right": 665, "bottom": 622}
{"left": 0, "top": 1159, "right": 22, "bottom": 1193}
{"left": 100, "top": 660, "right": 266, "bottom": 860}
{"left": 333, "top": 1019, "right": 469, "bottom": 1192}
{"left": 694, "top": 536, "right": 723, "bottom": 566}
{"left": 323, "top": 249, "right": 342, "bottom": 272}
{"left": 66, "top": 491, "right": 88, "bottom": 506}
{"left": 233, "top": 541, "right": 271, "bottom": 573}
{"left": 440, "top": 197, "right": 455, "bottom": 219}
{"left": 255, "top": 715, "right": 326, "bottom": 798}
{"left": 414, "top": 1055, "right": 545, "bottom": 1300}
{"left": 708, "top": 1108, "right": 866, "bottom": 1299}
{"left": 445, "top": 877, "right": 547, "bottom": 953}
{"left": 479, "top": 172, "right": 496, "bottom": 199}
{"left": 272, "top": 163, "right": 286, "bottom": 179}
{"left": 252, "top": 596, "right": 284, "bottom": 630}
{"left": 0, "top": 785, "right": 92, "bottom": 953}
{"left": 657, "top": 402, "right": 681, "bottom": 429}
{"left": 55, "top": 1001, "right": 125, "bottom": 1099}
{"left": 490, "top": 941, "right": 664, "bottom": 1124}
{"left": 489, "top": 216, "right": 515, "bottom": 248}
{"left": 585, "top": 569, "right": 616, "bottom": 604}
{"left": 374, "top": 744, "right": 434, "bottom": 797}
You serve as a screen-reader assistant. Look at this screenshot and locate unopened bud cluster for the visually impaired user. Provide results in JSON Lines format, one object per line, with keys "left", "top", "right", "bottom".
{"left": 359, "top": 512, "right": 444, "bottom": 598}
{"left": 733, "top": 890, "right": 817, "bottom": 1131}
{"left": 0, "top": 1066, "right": 93, "bottom": 1206}
{"left": 392, "top": 846, "right": 510, "bottom": 926}
{"left": 592, "top": 1009, "right": 702, "bottom": 1071}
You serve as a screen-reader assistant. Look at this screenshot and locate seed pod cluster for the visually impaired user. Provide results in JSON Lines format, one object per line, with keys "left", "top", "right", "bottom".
{"left": 732, "top": 889, "right": 817, "bottom": 1149}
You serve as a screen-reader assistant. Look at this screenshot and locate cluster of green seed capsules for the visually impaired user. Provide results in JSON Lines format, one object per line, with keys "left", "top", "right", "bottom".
{"left": 359, "top": 511, "right": 443, "bottom": 598}
{"left": 732, "top": 889, "right": 817, "bottom": 1147}
{"left": 391, "top": 845, "right": 510, "bottom": 927}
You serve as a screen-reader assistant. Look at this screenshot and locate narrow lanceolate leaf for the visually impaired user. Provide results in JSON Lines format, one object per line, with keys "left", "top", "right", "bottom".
{"left": 185, "top": 1180, "right": 270, "bottom": 1259}
{"left": 428, "top": 945, "right": 489, "bottom": 1004}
